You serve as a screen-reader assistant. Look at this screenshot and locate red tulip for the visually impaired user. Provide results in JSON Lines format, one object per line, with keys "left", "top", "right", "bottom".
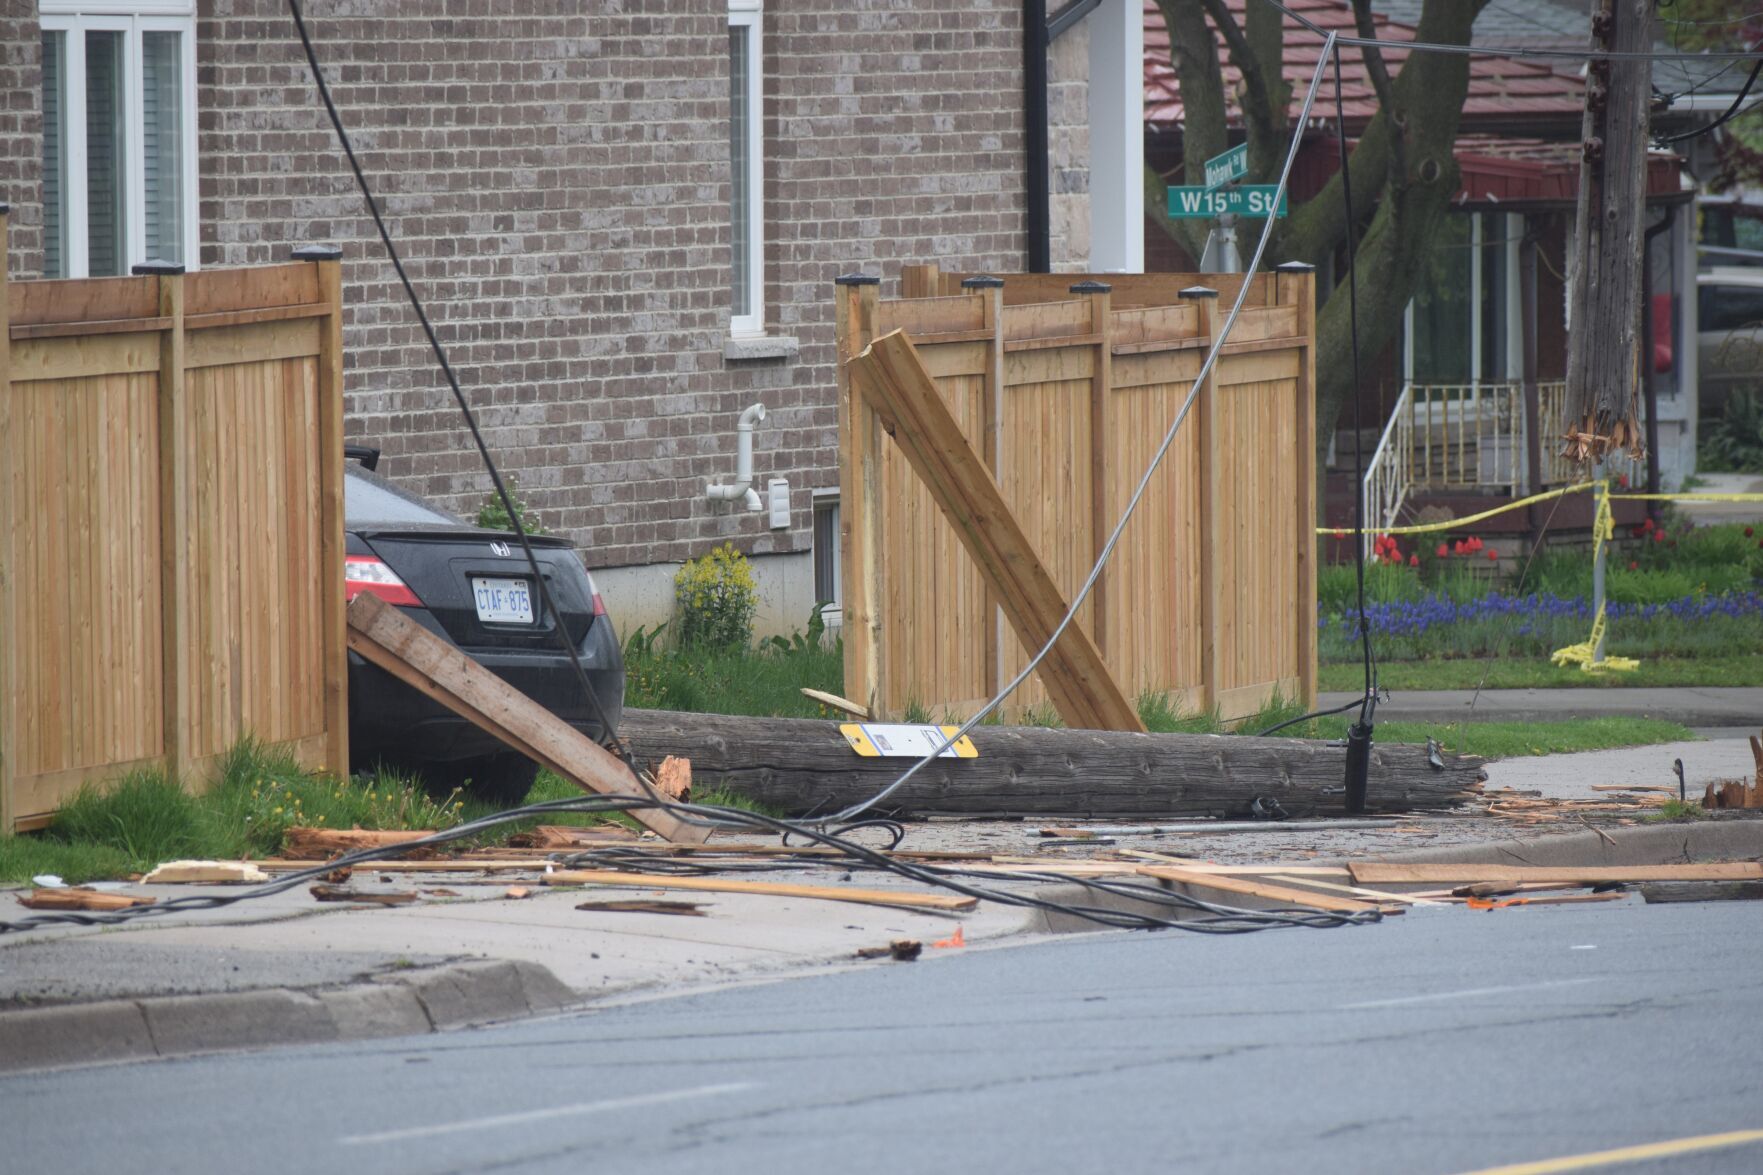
{"left": 1628, "top": 561, "right": 1639, "bottom": 571}
{"left": 1409, "top": 554, "right": 1420, "bottom": 568}
{"left": 1642, "top": 517, "right": 1655, "bottom": 532}
{"left": 1631, "top": 525, "right": 1645, "bottom": 538}
{"left": 1453, "top": 540, "right": 1466, "bottom": 555}
{"left": 1436, "top": 543, "right": 1449, "bottom": 558}
{"left": 1333, "top": 530, "right": 1346, "bottom": 540}
{"left": 1746, "top": 527, "right": 1755, "bottom": 538}
{"left": 1617, "top": 473, "right": 1629, "bottom": 489}
{"left": 1486, "top": 549, "right": 1499, "bottom": 562}
{"left": 1654, "top": 529, "right": 1666, "bottom": 543}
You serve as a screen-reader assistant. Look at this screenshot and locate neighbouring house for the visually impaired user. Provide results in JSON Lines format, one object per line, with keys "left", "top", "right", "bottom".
{"left": 1141, "top": 0, "right": 1704, "bottom": 545}
{"left": 1, "top": 1, "right": 1149, "bottom": 637}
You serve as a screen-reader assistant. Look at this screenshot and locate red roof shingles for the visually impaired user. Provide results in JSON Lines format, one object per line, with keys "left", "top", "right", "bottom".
{"left": 1143, "top": 0, "right": 1586, "bottom": 133}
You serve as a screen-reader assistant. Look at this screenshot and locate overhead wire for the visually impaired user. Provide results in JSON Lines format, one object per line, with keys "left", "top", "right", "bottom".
{"left": 820, "top": 33, "right": 1343, "bottom": 824}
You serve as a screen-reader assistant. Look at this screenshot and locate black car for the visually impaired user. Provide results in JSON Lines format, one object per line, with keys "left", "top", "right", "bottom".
{"left": 344, "top": 454, "right": 624, "bottom": 805}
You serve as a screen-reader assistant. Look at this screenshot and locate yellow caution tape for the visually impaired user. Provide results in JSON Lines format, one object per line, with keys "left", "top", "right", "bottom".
{"left": 1548, "top": 480, "right": 1638, "bottom": 673}
{"left": 1315, "top": 483, "right": 1592, "bottom": 537}
{"left": 1609, "top": 492, "right": 1763, "bottom": 503}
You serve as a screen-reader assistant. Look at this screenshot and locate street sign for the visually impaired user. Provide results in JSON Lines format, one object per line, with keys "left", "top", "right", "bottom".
{"left": 1203, "top": 143, "right": 1247, "bottom": 189}
{"left": 1166, "top": 184, "right": 1288, "bottom": 219}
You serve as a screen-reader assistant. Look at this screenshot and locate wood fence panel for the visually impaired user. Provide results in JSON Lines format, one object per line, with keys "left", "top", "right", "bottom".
{"left": 839, "top": 268, "right": 1315, "bottom": 728}
{"left": 1, "top": 219, "right": 347, "bottom": 831}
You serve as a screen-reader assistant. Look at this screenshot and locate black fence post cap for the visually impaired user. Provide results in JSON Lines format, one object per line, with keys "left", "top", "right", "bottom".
{"left": 1178, "top": 286, "right": 1220, "bottom": 299}
{"left": 293, "top": 244, "right": 343, "bottom": 262}
{"left": 834, "top": 273, "right": 880, "bottom": 286}
{"left": 1275, "top": 261, "right": 1316, "bottom": 273}
{"left": 0, "top": 202, "right": 10, "bottom": 215}
{"left": 960, "top": 275, "right": 1005, "bottom": 289}
{"left": 131, "top": 261, "right": 185, "bottom": 276}
{"left": 1069, "top": 280, "right": 1112, "bottom": 294}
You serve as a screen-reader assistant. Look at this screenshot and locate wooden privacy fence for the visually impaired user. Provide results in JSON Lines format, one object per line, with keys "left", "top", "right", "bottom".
{"left": 0, "top": 209, "right": 346, "bottom": 831}
{"left": 837, "top": 264, "right": 1317, "bottom": 727}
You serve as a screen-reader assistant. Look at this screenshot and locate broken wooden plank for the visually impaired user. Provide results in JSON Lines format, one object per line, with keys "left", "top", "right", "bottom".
{"left": 1135, "top": 865, "right": 1389, "bottom": 915}
{"left": 576, "top": 899, "right": 709, "bottom": 917}
{"left": 1349, "top": 862, "right": 1763, "bottom": 886}
{"left": 346, "top": 593, "right": 707, "bottom": 843}
{"left": 1260, "top": 874, "right": 1445, "bottom": 908}
{"left": 142, "top": 860, "right": 270, "bottom": 884}
{"left": 1640, "top": 881, "right": 1763, "bottom": 904}
{"left": 283, "top": 827, "right": 435, "bottom": 859}
{"left": 542, "top": 869, "right": 978, "bottom": 912}
{"left": 847, "top": 329, "right": 1145, "bottom": 733}
{"left": 619, "top": 708, "right": 1483, "bottom": 818}
{"left": 309, "top": 884, "right": 418, "bottom": 905}
{"left": 800, "top": 687, "right": 869, "bottom": 719}
{"left": 18, "top": 887, "right": 156, "bottom": 911}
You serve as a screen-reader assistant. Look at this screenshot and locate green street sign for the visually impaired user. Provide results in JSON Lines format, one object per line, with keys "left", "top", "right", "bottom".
{"left": 1203, "top": 144, "right": 1247, "bottom": 189}
{"left": 1166, "top": 185, "right": 1288, "bottom": 219}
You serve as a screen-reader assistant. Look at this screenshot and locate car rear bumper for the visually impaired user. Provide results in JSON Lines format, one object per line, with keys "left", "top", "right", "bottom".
{"left": 349, "top": 607, "right": 625, "bottom": 766}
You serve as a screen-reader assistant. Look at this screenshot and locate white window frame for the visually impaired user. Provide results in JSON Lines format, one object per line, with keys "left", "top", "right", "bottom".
{"left": 728, "top": 0, "right": 764, "bottom": 337}
{"left": 40, "top": 2, "right": 199, "bottom": 278}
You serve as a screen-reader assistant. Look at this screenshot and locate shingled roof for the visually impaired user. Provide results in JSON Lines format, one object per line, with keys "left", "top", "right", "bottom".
{"left": 1143, "top": 0, "right": 1587, "bottom": 138}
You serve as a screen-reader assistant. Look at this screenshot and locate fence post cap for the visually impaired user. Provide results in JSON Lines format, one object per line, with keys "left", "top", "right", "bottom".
{"left": 834, "top": 273, "right": 880, "bottom": 286}
{"left": 131, "top": 261, "right": 186, "bottom": 276}
{"left": 293, "top": 244, "right": 343, "bottom": 262}
{"left": 1274, "top": 261, "right": 1316, "bottom": 273}
{"left": 0, "top": 202, "right": 10, "bottom": 215}
{"left": 1069, "top": 280, "right": 1112, "bottom": 294}
{"left": 960, "top": 274, "right": 1005, "bottom": 289}
{"left": 1177, "top": 286, "right": 1220, "bottom": 299}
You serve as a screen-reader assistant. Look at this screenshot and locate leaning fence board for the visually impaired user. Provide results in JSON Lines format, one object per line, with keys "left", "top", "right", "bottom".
{"left": 839, "top": 266, "right": 1315, "bottom": 724}
{"left": 345, "top": 593, "right": 707, "bottom": 844}
{"left": 1348, "top": 863, "right": 1763, "bottom": 885}
{"left": 1, "top": 220, "right": 347, "bottom": 831}
{"left": 849, "top": 331, "right": 1143, "bottom": 732}
{"left": 542, "top": 870, "right": 977, "bottom": 913}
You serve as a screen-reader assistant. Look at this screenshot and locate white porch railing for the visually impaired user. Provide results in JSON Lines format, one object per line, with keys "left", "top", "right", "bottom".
{"left": 1361, "top": 381, "right": 1603, "bottom": 552}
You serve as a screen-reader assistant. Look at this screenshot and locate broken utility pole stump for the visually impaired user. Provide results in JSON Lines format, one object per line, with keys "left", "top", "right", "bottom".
{"left": 618, "top": 709, "right": 1483, "bottom": 818}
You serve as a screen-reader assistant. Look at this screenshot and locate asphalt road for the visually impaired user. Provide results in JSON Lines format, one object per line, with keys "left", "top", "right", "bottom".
{"left": 5, "top": 899, "right": 1761, "bottom": 1175}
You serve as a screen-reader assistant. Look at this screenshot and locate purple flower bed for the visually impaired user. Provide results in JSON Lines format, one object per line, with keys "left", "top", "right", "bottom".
{"left": 1322, "top": 591, "right": 1763, "bottom": 639}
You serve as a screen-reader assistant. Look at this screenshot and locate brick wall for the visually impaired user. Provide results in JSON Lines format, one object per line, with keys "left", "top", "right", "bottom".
{"left": 0, "top": 10, "right": 43, "bottom": 273}
{"left": 4, "top": 2, "right": 1029, "bottom": 578}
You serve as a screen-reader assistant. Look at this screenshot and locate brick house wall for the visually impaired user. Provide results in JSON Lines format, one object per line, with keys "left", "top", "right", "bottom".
{"left": 4, "top": 1, "right": 1057, "bottom": 631}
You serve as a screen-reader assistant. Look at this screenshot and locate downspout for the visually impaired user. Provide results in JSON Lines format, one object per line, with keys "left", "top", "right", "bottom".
{"left": 1641, "top": 204, "right": 1675, "bottom": 516}
{"left": 1025, "top": 0, "right": 1050, "bottom": 273}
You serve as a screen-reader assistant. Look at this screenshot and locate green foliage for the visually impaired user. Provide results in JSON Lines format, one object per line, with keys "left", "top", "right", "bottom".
{"left": 49, "top": 770, "right": 206, "bottom": 866}
{"left": 1319, "top": 654, "right": 1763, "bottom": 692}
{"left": 673, "top": 542, "right": 758, "bottom": 652}
{"left": 1700, "top": 391, "right": 1763, "bottom": 474}
{"left": 475, "top": 475, "right": 546, "bottom": 535}
{"left": 1647, "top": 799, "right": 1707, "bottom": 822}
{"left": 1318, "top": 561, "right": 1427, "bottom": 614}
{"left": 624, "top": 605, "right": 843, "bottom": 718}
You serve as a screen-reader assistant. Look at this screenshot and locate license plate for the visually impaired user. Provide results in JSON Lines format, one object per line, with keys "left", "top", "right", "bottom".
{"left": 471, "top": 576, "right": 534, "bottom": 624}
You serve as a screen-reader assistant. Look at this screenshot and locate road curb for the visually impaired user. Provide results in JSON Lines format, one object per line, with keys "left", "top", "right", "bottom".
{"left": 0, "top": 958, "right": 582, "bottom": 1076}
{"left": 1351, "top": 815, "right": 1763, "bottom": 868}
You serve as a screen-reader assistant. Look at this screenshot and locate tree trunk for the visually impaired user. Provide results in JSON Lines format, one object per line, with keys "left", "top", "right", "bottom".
{"left": 618, "top": 709, "right": 1485, "bottom": 819}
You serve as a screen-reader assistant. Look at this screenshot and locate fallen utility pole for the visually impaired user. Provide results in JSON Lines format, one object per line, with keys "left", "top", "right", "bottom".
{"left": 1563, "top": 0, "right": 1653, "bottom": 464}
{"left": 346, "top": 594, "right": 709, "bottom": 844}
{"left": 618, "top": 709, "right": 1483, "bottom": 818}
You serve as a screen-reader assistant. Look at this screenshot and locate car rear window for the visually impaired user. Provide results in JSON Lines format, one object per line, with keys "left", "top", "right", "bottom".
{"left": 344, "top": 468, "right": 462, "bottom": 527}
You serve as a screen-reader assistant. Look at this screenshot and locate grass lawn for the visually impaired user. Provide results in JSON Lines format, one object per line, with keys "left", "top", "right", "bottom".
{"left": 1318, "top": 654, "right": 1763, "bottom": 692}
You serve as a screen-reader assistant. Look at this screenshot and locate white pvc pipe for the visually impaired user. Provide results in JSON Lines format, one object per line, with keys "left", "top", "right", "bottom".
{"left": 707, "top": 402, "right": 766, "bottom": 510}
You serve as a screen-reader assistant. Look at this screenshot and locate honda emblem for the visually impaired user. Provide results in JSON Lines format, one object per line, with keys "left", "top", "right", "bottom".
{"left": 490, "top": 541, "right": 512, "bottom": 557}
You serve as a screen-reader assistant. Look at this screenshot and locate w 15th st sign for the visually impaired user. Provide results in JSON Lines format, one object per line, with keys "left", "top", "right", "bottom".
{"left": 1166, "top": 185, "right": 1289, "bottom": 219}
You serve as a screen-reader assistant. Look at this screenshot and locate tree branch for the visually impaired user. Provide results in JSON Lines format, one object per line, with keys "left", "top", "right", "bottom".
{"left": 1195, "top": 0, "right": 1280, "bottom": 172}
{"left": 1350, "top": 0, "right": 1405, "bottom": 186}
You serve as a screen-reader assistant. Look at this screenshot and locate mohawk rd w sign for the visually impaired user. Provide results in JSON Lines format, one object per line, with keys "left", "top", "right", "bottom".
{"left": 1166, "top": 185, "right": 1289, "bottom": 219}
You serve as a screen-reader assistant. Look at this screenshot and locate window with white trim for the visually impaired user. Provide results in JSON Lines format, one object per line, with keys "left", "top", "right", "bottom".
{"left": 40, "top": 3, "right": 198, "bottom": 278}
{"left": 728, "top": 0, "right": 764, "bottom": 337}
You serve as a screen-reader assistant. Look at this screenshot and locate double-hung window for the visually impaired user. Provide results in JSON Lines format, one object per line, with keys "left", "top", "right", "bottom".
{"left": 727, "top": 0, "right": 763, "bottom": 337}
{"left": 40, "top": 2, "right": 198, "bottom": 278}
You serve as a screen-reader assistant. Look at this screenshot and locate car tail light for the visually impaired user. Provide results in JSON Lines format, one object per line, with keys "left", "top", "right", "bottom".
{"left": 345, "top": 555, "right": 422, "bottom": 607}
{"left": 586, "top": 572, "right": 607, "bottom": 617}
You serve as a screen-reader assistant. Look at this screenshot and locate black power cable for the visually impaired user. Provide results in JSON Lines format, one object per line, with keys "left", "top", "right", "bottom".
{"left": 1655, "top": 50, "right": 1763, "bottom": 146}
{"left": 283, "top": 0, "right": 633, "bottom": 769}
{"left": 1330, "top": 42, "right": 1377, "bottom": 813}
{"left": 0, "top": 794, "right": 1380, "bottom": 937}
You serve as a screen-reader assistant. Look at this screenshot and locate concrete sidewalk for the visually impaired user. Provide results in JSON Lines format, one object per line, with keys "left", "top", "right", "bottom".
{"left": 1317, "top": 686, "right": 1763, "bottom": 728}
